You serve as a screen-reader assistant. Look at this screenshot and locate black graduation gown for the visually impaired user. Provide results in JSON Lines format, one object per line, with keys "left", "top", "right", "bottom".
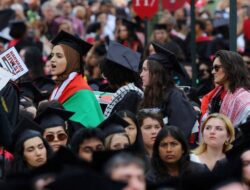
{"left": 161, "top": 88, "right": 197, "bottom": 138}
{"left": 0, "top": 82, "right": 19, "bottom": 128}
{"left": 110, "top": 91, "right": 142, "bottom": 116}
{"left": 146, "top": 161, "right": 207, "bottom": 186}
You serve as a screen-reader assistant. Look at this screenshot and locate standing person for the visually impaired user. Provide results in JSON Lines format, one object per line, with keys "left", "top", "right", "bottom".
{"left": 101, "top": 41, "right": 143, "bottom": 117}
{"left": 191, "top": 113, "right": 235, "bottom": 172}
{"left": 49, "top": 30, "right": 104, "bottom": 127}
{"left": 146, "top": 125, "right": 207, "bottom": 185}
{"left": 201, "top": 50, "right": 250, "bottom": 127}
{"left": 140, "top": 42, "right": 197, "bottom": 139}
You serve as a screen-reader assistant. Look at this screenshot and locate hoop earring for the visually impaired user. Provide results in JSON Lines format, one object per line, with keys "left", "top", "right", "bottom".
{"left": 224, "top": 140, "right": 230, "bottom": 146}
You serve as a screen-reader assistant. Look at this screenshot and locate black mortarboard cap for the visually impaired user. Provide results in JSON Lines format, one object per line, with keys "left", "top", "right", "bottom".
{"left": 153, "top": 23, "right": 167, "bottom": 30}
{"left": 147, "top": 41, "right": 187, "bottom": 77}
{"left": 51, "top": 30, "right": 92, "bottom": 56}
{"left": 9, "top": 20, "right": 27, "bottom": 39}
{"left": 51, "top": 30, "right": 93, "bottom": 75}
{"left": 19, "top": 81, "right": 43, "bottom": 104}
{"left": 106, "top": 41, "right": 141, "bottom": 72}
{"left": 0, "top": 9, "right": 15, "bottom": 31}
{"left": 11, "top": 115, "right": 43, "bottom": 152}
{"left": 97, "top": 113, "right": 129, "bottom": 137}
{"left": 121, "top": 18, "right": 138, "bottom": 30}
{"left": 35, "top": 106, "right": 74, "bottom": 129}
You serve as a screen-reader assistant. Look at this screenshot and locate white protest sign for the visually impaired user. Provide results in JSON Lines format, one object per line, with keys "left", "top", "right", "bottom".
{"left": 0, "top": 67, "right": 13, "bottom": 91}
{"left": 0, "top": 47, "right": 28, "bottom": 81}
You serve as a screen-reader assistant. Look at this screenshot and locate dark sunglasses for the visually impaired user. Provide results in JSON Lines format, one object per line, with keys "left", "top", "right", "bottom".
{"left": 212, "top": 65, "right": 222, "bottom": 72}
{"left": 45, "top": 133, "right": 68, "bottom": 142}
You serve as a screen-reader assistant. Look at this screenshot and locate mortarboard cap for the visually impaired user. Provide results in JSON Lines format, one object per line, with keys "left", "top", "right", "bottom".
{"left": 106, "top": 41, "right": 141, "bottom": 72}
{"left": 121, "top": 18, "right": 138, "bottom": 30}
{"left": 51, "top": 30, "right": 92, "bottom": 56}
{"left": 153, "top": 23, "right": 167, "bottom": 30}
{"left": 147, "top": 41, "right": 187, "bottom": 77}
{"left": 9, "top": 20, "right": 27, "bottom": 39}
{"left": 11, "top": 115, "right": 43, "bottom": 152}
{"left": 19, "top": 81, "right": 43, "bottom": 104}
{"left": 97, "top": 113, "right": 129, "bottom": 138}
{"left": 35, "top": 106, "right": 74, "bottom": 129}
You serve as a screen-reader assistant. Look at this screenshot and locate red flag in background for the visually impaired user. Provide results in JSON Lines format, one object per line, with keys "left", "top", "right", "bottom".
{"left": 162, "top": 0, "right": 186, "bottom": 12}
{"left": 132, "top": 0, "right": 158, "bottom": 19}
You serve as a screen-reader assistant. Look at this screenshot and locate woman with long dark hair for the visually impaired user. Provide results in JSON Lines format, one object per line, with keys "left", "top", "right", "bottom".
{"left": 201, "top": 50, "right": 250, "bottom": 127}
{"left": 140, "top": 42, "right": 197, "bottom": 139}
{"left": 146, "top": 125, "right": 206, "bottom": 185}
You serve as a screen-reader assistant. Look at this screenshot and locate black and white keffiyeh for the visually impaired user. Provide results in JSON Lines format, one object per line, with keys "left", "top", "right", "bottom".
{"left": 104, "top": 83, "right": 143, "bottom": 117}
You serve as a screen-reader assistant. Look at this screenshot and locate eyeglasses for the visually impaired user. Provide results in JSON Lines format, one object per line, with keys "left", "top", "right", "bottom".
{"left": 212, "top": 65, "right": 223, "bottom": 72}
{"left": 45, "top": 133, "right": 68, "bottom": 142}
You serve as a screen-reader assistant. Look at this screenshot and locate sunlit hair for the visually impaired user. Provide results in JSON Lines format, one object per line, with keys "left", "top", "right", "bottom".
{"left": 55, "top": 44, "right": 80, "bottom": 84}
{"left": 104, "top": 133, "right": 131, "bottom": 150}
{"left": 193, "top": 113, "right": 235, "bottom": 155}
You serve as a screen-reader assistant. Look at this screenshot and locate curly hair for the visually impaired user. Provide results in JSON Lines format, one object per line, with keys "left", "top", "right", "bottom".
{"left": 214, "top": 50, "right": 250, "bottom": 93}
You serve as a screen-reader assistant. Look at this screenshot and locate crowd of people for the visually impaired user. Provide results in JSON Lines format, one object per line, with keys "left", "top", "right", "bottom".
{"left": 0, "top": 0, "right": 250, "bottom": 189}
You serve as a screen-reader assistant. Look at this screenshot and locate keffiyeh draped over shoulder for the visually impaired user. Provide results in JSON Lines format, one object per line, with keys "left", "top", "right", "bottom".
{"left": 104, "top": 83, "right": 143, "bottom": 118}
{"left": 220, "top": 88, "right": 250, "bottom": 126}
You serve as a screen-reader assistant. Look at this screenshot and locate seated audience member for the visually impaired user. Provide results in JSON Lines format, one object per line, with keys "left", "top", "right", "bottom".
{"left": 191, "top": 113, "right": 235, "bottom": 172}
{"left": 104, "top": 152, "right": 146, "bottom": 190}
{"left": 71, "top": 128, "right": 105, "bottom": 162}
{"left": 146, "top": 125, "right": 207, "bottom": 186}
{"left": 35, "top": 101, "right": 74, "bottom": 152}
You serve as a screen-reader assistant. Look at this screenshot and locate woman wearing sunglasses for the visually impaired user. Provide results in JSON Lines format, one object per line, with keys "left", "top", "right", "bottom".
{"left": 201, "top": 50, "right": 250, "bottom": 127}
{"left": 35, "top": 101, "right": 73, "bottom": 152}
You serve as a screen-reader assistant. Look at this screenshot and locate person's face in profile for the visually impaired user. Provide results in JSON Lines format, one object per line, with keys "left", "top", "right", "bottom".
{"left": 212, "top": 57, "right": 227, "bottom": 86}
{"left": 124, "top": 117, "right": 137, "bottom": 145}
{"left": 140, "top": 60, "right": 150, "bottom": 89}
{"left": 111, "top": 164, "right": 146, "bottom": 190}
{"left": 50, "top": 45, "right": 67, "bottom": 77}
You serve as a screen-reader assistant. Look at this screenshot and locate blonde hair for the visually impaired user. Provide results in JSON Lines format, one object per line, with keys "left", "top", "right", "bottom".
{"left": 55, "top": 44, "right": 80, "bottom": 84}
{"left": 193, "top": 113, "right": 235, "bottom": 155}
{"left": 104, "top": 133, "right": 130, "bottom": 150}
